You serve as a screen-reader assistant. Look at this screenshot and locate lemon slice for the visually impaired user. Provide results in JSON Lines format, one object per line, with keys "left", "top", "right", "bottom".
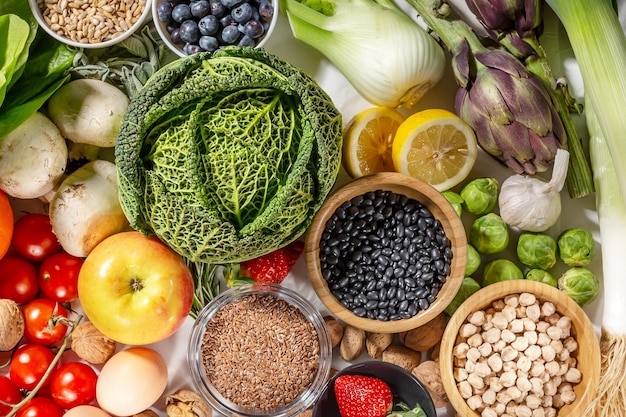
{"left": 392, "top": 109, "right": 478, "bottom": 191}
{"left": 342, "top": 107, "right": 406, "bottom": 178}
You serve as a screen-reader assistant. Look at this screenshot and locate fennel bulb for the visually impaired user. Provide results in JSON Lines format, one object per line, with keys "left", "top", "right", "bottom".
{"left": 282, "top": 0, "right": 446, "bottom": 108}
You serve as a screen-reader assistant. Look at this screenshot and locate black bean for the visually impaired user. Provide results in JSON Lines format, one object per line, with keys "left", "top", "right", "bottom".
{"left": 353, "top": 307, "right": 366, "bottom": 317}
{"left": 418, "top": 298, "right": 430, "bottom": 310}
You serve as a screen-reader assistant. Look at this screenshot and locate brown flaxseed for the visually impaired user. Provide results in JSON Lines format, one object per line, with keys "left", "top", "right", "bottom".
{"left": 200, "top": 293, "right": 320, "bottom": 411}
{"left": 37, "top": 0, "right": 146, "bottom": 44}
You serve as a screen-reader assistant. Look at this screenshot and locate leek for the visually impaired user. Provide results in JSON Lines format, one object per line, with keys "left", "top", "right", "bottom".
{"left": 280, "top": 0, "right": 446, "bottom": 108}
{"left": 586, "top": 100, "right": 626, "bottom": 417}
{"left": 546, "top": 0, "right": 626, "bottom": 209}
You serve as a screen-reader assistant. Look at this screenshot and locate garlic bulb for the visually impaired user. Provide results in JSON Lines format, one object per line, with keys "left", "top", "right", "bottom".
{"left": 499, "top": 149, "right": 570, "bottom": 232}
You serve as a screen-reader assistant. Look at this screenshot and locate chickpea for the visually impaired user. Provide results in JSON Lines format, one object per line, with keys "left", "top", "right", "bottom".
{"left": 525, "top": 344, "right": 542, "bottom": 361}
{"left": 483, "top": 328, "right": 502, "bottom": 344}
{"left": 512, "top": 336, "right": 530, "bottom": 351}
{"left": 482, "top": 407, "right": 498, "bottom": 417}
{"left": 500, "top": 371, "right": 517, "bottom": 388}
{"left": 519, "top": 293, "right": 537, "bottom": 306}
{"left": 482, "top": 389, "right": 497, "bottom": 405}
{"left": 492, "top": 314, "right": 509, "bottom": 330}
{"left": 468, "top": 373, "right": 486, "bottom": 390}
{"left": 526, "top": 304, "right": 541, "bottom": 322}
{"left": 522, "top": 317, "right": 537, "bottom": 331}
{"left": 461, "top": 323, "right": 479, "bottom": 338}
{"left": 459, "top": 380, "right": 473, "bottom": 399}
{"left": 488, "top": 353, "right": 503, "bottom": 373}
{"left": 502, "top": 305, "right": 517, "bottom": 322}
{"left": 501, "top": 329, "right": 516, "bottom": 343}
{"left": 540, "top": 301, "right": 556, "bottom": 317}
{"left": 504, "top": 295, "right": 520, "bottom": 308}
{"left": 469, "top": 310, "right": 486, "bottom": 326}
{"left": 467, "top": 394, "right": 484, "bottom": 410}
{"left": 479, "top": 341, "right": 494, "bottom": 357}
{"left": 509, "top": 319, "right": 524, "bottom": 334}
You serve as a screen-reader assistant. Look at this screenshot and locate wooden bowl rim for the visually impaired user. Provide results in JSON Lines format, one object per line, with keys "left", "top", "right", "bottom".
{"left": 305, "top": 172, "right": 467, "bottom": 333}
{"left": 439, "top": 279, "right": 601, "bottom": 417}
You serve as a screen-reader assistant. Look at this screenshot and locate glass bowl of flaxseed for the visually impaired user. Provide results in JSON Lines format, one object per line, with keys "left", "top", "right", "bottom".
{"left": 29, "top": 0, "right": 152, "bottom": 49}
{"left": 188, "top": 283, "right": 333, "bottom": 417}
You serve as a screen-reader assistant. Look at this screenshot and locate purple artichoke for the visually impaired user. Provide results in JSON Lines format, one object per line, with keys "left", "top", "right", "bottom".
{"left": 454, "top": 42, "right": 564, "bottom": 174}
{"left": 465, "top": 0, "right": 544, "bottom": 58}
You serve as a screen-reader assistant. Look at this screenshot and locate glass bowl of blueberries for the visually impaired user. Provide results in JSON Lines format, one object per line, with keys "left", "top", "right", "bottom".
{"left": 304, "top": 172, "right": 468, "bottom": 334}
{"left": 152, "top": 0, "right": 278, "bottom": 56}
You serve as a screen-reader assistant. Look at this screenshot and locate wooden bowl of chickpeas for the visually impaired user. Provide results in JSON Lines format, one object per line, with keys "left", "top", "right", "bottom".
{"left": 439, "top": 279, "right": 600, "bottom": 417}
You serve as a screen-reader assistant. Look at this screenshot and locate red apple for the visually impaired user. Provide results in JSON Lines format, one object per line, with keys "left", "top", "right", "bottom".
{"left": 77, "top": 231, "right": 194, "bottom": 345}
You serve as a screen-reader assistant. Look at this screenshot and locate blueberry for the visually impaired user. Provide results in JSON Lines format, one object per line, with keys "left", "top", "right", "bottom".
{"left": 221, "top": 0, "right": 241, "bottom": 8}
{"left": 198, "top": 14, "right": 219, "bottom": 35}
{"left": 184, "top": 43, "right": 203, "bottom": 54}
{"left": 241, "top": 19, "right": 264, "bottom": 38}
{"left": 157, "top": 1, "right": 173, "bottom": 22}
{"left": 237, "top": 34, "right": 255, "bottom": 47}
{"left": 172, "top": 3, "right": 193, "bottom": 22}
{"left": 221, "top": 24, "right": 240, "bottom": 43}
{"left": 170, "top": 27, "right": 183, "bottom": 44}
{"left": 220, "top": 14, "right": 235, "bottom": 27}
{"left": 231, "top": 2, "right": 253, "bottom": 22}
{"left": 199, "top": 35, "right": 220, "bottom": 51}
{"left": 209, "top": 0, "right": 226, "bottom": 17}
{"left": 166, "top": 22, "right": 179, "bottom": 34}
{"left": 258, "top": 0, "right": 274, "bottom": 18}
{"left": 190, "top": 0, "right": 211, "bottom": 17}
{"left": 180, "top": 19, "right": 201, "bottom": 43}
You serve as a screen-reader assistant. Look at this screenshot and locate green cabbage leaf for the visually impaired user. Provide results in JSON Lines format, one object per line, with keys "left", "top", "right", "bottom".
{"left": 116, "top": 47, "right": 342, "bottom": 263}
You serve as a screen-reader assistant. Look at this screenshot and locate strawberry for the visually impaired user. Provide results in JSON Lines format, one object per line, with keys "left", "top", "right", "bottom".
{"left": 224, "top": 240, "right": 304, "bottom": 287}
{"left": 334, "top": 374, "right": 393, "bottom": 417}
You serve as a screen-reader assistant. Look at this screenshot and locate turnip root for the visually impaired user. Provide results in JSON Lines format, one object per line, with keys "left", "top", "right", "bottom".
{"left": 47, "top": 79, "right": 130, "bottom": 147}
{"left": 50, "top": 160, "right": 130, "bottom": 257}
{"left": 0, "top": 112, "right": 67, "bottom": 199}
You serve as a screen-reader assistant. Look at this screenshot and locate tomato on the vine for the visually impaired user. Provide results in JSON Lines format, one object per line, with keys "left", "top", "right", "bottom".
{"left": 50, "top": 362, "right": 98, "bottom": 409}
{"left": 10, "top": 343, "right": 57, "bottom": 391}
{"left": 0, "top": 256, "right": 39, "bottom": 304}
{"left": 0, "top": 190, "right": 13, "bottom": 259}
{"left": 12, "top": 213, "right": 60, "bottom": 262}
{"left": 23, "top": 298, "right": 69, "bottom": 346}
{"left": 15, "top": 398, "right": 63, "bottom": 417}
{"left": 0, "top": 376, "right": 23, "bottom": 417}
{"left": 39, "top": 252, "right": 83, "bottom": 303}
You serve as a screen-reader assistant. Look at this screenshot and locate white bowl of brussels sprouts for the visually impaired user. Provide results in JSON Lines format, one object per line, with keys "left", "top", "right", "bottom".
{"left": 152, "top": 0, "right": 278, "bottom": 56}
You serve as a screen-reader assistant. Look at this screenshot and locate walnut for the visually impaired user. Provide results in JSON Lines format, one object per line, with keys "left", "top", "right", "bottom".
{"left": 399, "top": 313, "right": 448, "bottom": 352}
{"left": 166, "top": 389, "right": 212, "bottom": 417}
{"left": 412, "top": 360, "right": 449, "bottom": 408}
{"left": 0, "top": 299, "right": 24, "bottom": 351}
{"left": 70, "top": 321, "right": 116, "bottom": 364}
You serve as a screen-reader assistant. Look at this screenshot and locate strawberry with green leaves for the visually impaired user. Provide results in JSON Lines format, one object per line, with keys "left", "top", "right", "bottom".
{"left": 224, "top": 240, "right": 304, "bottom": 287}
{"left": 334, "top": 374, "right": 429, "bottom": 417}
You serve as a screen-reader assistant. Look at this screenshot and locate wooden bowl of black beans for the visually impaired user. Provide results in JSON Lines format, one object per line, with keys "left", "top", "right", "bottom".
{"left": 305, "top": 172, "right": 467, "bottom": 333}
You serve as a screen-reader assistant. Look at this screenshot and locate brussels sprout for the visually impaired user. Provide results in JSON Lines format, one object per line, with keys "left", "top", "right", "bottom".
{"left": 444, "top": 276, "right": 481, "bottom": 316}
{"left": 482, "top": 259, "right": 523, "bottom": 286}
{"left": 460, "top": 177, "right": 499, "bottom": 215}
{"left": 469, "top": 213, "right": 509, "bottom": 254}
{"left": 557, "top": 228, "right": 596, "bottom": 267}
{"left": 525, "top": 268, "right": 558, "bottom": 287}
{"left": 558, "top": 266, "right": 600, "bottom": 307}
{"left": 516, "top": 233, "right": 557, "bottom": 270}
{"left": 465, "top": 244, "right": 481, "bottom": 276}
{"left": 442, "top": 190, "right": 464, "bottom": 217}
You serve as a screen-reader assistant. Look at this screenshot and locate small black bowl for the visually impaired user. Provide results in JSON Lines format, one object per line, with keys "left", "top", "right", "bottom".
{"left": 312, "top": 361, "right": 437, "bottom": 417}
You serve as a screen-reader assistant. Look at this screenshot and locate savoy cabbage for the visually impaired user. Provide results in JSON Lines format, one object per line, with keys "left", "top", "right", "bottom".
{"left": 115, "top": 47, "right": 342, "bottom": 263}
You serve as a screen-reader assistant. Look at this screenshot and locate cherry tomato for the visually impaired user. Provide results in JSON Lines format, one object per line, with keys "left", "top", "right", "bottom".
{"left": 23, "top": 298, "right": 69, "bottom": 346}
{"left": 0, "top": 376, "right": 23, "bottom": 417}
{"left": 10, "top": 343, "right": 57, "bottom": 391}
{"left": 0, "top": 190, "right": 13, "bottom": 259}
{"left": 0, "top": 256, "right": 39, "bottom": 304}
{"left": 50, "top": 362, "right": 98, "bottom": 409}
{"left": 12, "top": 214, "right": 60, "bottom": 262}
{"left": 39, "top": 253, "right": 83, "bottom": 303}
{"left": 15, "top": 398, "right": 63, "bottom": 417}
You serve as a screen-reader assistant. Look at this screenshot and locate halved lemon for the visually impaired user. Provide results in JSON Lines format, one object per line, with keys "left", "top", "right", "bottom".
{"left": 392, "top": 109, "right": 478, "bottom": 191}
{"left": 342, "top": 107, "right": 406, "bottom": 178}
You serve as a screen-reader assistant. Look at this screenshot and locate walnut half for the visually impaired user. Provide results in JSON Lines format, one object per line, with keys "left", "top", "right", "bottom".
{"left": 166, "top": 389, "right": 212, "bottom": 417}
